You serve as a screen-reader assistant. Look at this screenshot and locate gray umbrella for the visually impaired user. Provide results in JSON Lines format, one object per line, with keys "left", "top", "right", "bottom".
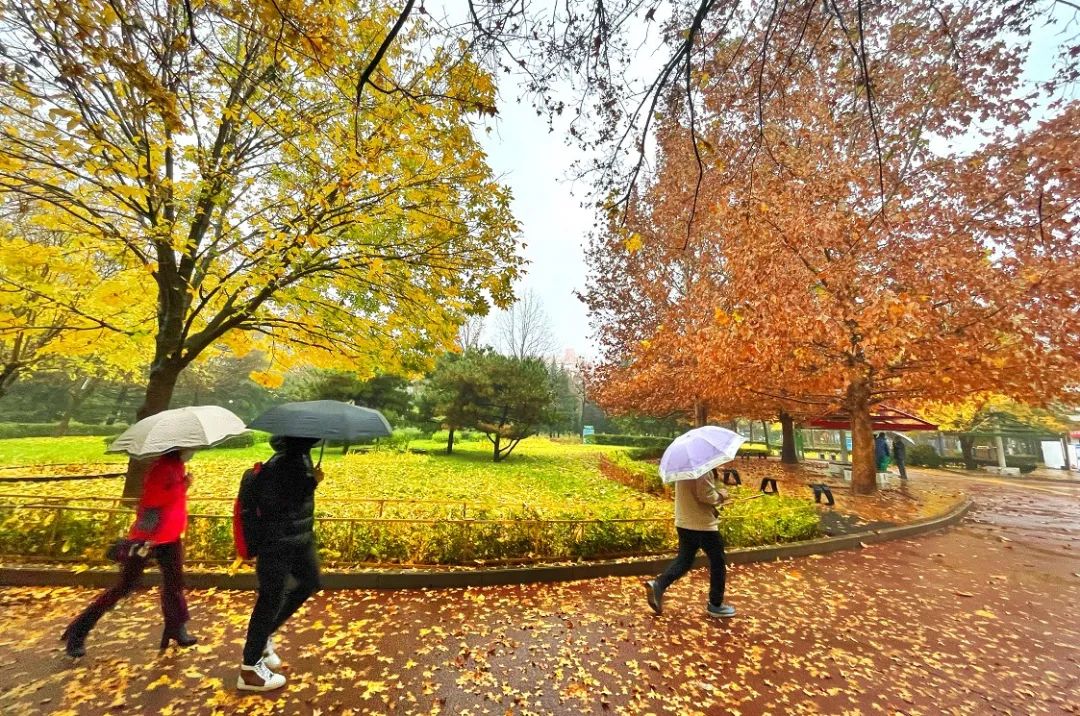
{"left": 248, "top": 400, "right": 393, "bottom": 441}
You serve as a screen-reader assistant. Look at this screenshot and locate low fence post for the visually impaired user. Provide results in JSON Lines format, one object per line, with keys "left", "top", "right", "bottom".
{"left": 344, "top": 520, "right": 356, "bottom": 562}
{"left": 47, "top": 506, "right": 64, "bottom": 558}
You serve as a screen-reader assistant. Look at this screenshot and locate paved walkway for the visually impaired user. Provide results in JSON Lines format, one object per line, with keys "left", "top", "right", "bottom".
{"left": 1, "top": 473, "right": 1077, "bottom": 715}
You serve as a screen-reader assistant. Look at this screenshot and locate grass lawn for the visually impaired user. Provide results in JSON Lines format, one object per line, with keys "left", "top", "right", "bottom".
{"left": 0, "top": 436, "right": 131, "bottom": 467}
{"left": 0, "top": 435, "right": 822, "bottom": 564}
{"left": 0, "top": 436, "right": 668, "bottom": 518}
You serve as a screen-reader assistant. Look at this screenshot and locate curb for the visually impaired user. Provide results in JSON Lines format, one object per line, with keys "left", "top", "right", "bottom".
{"left": 935, "top": 467, "right": 1080, "bottom": 486}
{"left": 0, "top": 499, "right": 973, "bottom": 591}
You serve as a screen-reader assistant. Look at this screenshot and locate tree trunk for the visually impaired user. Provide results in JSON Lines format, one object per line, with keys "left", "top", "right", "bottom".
{"left": 780, "top": 412, "right": 799, "bottom": 465}
{"left": 54, "top": 377, "right": 99, "bottom": 437}
{"left": 106, "top": 385, "right": 130, "bottom": 425}
{"left": 847, "top": 380, "right": 877, "bottom": 494}
{"left": 959, "top": 435, "right": 976, "bottom": 470}
{"left": 446, "top": 427, "right": 455, "bottom": 455}
{"left": 762, "top": 420, "right": 772, "bottom": 452}
{"left": 492, "top": 433, "right": 502, "bottom": 462}
{"left": 122, "top": 360, "right": 183, "bottom": 498}
{"left": 0, "top": 362, "right": 20, "bottom": 400}
{"left": 693, "top": 399, "right": 708, "bottom": 428}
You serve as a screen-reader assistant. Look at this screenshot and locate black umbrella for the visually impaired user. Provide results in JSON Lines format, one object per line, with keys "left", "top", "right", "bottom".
{"left": 249, "top": 400, "right": 393, "bottom": 465}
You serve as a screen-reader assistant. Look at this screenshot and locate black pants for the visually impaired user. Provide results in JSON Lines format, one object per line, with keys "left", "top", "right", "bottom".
{"left": 243, "top": 539, "right": 321, "bottom": 665}
{"left": 68, "top": 540, "right": 189, "bottom": 636}
{"left": 655, "top": 528, "right": 727, "bottom": 607}
{"left": 897, "top": 460, "right": 908, "bottom": 480}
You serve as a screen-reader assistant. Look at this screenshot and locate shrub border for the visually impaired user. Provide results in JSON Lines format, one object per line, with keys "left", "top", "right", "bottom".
{"left": 0, "top": 498, "right": 971, "bottom": 590}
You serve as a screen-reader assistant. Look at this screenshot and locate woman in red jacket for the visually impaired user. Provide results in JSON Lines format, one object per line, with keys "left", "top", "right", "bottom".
{"left": 62, "top": 449, "right": 197, "bottom": 657}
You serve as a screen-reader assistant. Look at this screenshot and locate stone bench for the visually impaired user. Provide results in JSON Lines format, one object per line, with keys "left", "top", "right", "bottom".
{"left": 828, "top": 461, "right": 852, "bottom": 477}
{"left": 983, "top": 466, "right": 1021, "bottom": 477}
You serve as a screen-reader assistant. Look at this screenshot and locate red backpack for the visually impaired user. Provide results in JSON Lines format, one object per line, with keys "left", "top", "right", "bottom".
{"left": 232, "top": 462, "right": 263, "bottom": 559}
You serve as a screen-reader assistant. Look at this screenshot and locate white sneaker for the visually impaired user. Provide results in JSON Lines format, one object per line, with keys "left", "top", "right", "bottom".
{"left": 237, "top": 659, "right": 286, "bottom": 692}
{"left": 262, "top": 637, "right": 282, "bottom": 670}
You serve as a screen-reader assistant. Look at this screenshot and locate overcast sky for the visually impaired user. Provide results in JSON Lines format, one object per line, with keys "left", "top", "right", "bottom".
{"left": 478, "top": 97, "right": 599, "bottom": 360}
{"left": 474, "top": 13, "right": 1075, "bottom": 362}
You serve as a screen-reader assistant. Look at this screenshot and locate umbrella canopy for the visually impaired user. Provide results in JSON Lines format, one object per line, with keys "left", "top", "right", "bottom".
{"left": 107, "top": 405, "right": 247, "bottom": 457}
{"left": 248, "top": 400, "right": 392, "bottom": 441}
{"left": 887, "top": 431, "right": 916, "bottom": 445}
{"left": 659, "top": 426, "right": 747, "bottom": 483}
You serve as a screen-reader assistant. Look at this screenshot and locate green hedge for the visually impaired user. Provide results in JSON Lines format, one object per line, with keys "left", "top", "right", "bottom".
{"left": 0, "top": 503, "right": 677, "bottom": 565}
{"left": 591, "top": 434, "right": 771, "bottom": 457}
{"left": 0, "top": 494, "right": 820, "bottom": 566}
{"left": 0, "top": 422, "right": 127, "bottom": 439}
{"left": 430, "top": 429, "right": 484, "bottom": 443}
{"left": 626, "top": 446, "right": 667, "bottom": 461}
{"left": 906, "top": 444, "right": 943, "bottom": 468}
{"left": 605, "top": 451, "right": 665, "bottom": 494}
{"left": 588, "top": 434, "right": 673, "bottom": 449}
{"left": 719, "top": 491, "right": 820, "bottom": 546}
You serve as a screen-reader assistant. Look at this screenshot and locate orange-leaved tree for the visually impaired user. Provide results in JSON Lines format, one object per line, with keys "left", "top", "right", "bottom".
{"left": 699, "top": 9, "right": 1079, "bottom": 492}
{"left": 581, "top": 122, "right": 826, "bottom": 461}
{"left": 584, "top": 5, "right": 1079, "bottom": 493}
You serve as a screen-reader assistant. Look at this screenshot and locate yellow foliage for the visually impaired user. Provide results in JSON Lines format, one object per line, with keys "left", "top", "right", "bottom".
{"left": 0, "top": 214, "right": 152, "bottom": 385}
{"left": 0, "top": 0, "right": 523, "bottom": 394}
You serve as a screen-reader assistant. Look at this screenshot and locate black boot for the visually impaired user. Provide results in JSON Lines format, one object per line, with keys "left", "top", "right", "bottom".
{"left": 160, "top": 623, "right": 198, "bottom": 649}
{"left": 62, "top": 620, "right": 90, "bottom": 658}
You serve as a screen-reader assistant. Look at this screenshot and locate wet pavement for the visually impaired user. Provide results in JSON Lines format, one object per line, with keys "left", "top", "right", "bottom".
{"left": 0, "top": 472, "right": 1077, "bottom": 715}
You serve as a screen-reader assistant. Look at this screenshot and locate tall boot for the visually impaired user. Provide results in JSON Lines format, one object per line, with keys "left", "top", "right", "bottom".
{"left": 61, "top": 615, "right": 94, "bottom": 658}
{"left": 160, "top": 622, "right": 198, "bottom": 649}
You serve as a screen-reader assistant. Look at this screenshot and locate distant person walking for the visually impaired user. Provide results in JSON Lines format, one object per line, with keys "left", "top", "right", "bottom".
{"left": 644, "top": 468, "right": 734, "bottom": 618}
{"left": 62, "top": 449, "right": 197, "bottom": 657}
{"left": 893, "top": 435, "right": 908, "bottom": 481}
{"left": 875, "top": 433, "right": 891, "bottom": 472}
{"left": 238, "top": 436, "right": 323, "bottom": 693}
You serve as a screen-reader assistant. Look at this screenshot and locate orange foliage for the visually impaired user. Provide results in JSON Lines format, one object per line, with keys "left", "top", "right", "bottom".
{"left": 583, "top": 6, "right": 1080, "bottom": 493}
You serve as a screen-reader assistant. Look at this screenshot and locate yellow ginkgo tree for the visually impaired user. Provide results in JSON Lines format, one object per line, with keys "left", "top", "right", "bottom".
{"left": 0, "top": 0, "right": 522, "bottom": 493}
{"left": 0, "top": 210, "right": 152, "bottom": 400}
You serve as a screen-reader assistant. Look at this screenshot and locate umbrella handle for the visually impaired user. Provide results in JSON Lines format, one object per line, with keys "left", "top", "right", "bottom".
{"left": 316, "top": 440, "right": 325, "bottom": 468}
{"left": 723, "top": 493, "right": 765, "bottom": 506}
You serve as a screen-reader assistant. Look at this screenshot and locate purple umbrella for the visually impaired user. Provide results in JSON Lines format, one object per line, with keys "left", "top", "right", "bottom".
{"left": 659, "top": 426, "right": 747, "bottom": 483}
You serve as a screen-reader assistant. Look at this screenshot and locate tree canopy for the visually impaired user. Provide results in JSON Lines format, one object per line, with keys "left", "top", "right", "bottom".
{"left": 583, "top": 6, "right": 1079, "bottom": 492}
{"left": 422, "top": 349, "right": 554, "bottom": 461}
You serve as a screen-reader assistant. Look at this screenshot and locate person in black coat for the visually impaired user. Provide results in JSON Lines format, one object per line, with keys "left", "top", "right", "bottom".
{"left": 237, "top": 435, "right": 323, "bottom": 692}
{"left": 892, "top": 435, "right": 909, "bottom": 481}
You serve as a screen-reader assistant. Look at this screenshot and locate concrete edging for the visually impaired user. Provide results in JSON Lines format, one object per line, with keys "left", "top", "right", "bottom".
{"left": 936, "top": 467, "right": 1080, "bottom": 486}
{"left": 0, "top": 499, "right": 973, "bottom": 591}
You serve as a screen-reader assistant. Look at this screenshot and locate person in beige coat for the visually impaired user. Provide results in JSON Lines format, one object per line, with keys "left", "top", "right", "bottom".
{"left": 645, "top": 468, "right": 735, "bottom": 617}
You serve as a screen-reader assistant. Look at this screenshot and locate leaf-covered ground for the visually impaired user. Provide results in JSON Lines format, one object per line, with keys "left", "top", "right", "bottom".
{"left": 0, "top": 473, "right": 1076, "bottom": 715}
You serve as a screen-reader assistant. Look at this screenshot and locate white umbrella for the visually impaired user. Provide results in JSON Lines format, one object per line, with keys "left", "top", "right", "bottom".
{"left": 886, "top": 431, "right": 916, "bottom": 445}
{"left": 659, "top": 426, "right": 747, "bottom": 483}
{"left": 107, "top": 405, "right": 248, "bottom": 457}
